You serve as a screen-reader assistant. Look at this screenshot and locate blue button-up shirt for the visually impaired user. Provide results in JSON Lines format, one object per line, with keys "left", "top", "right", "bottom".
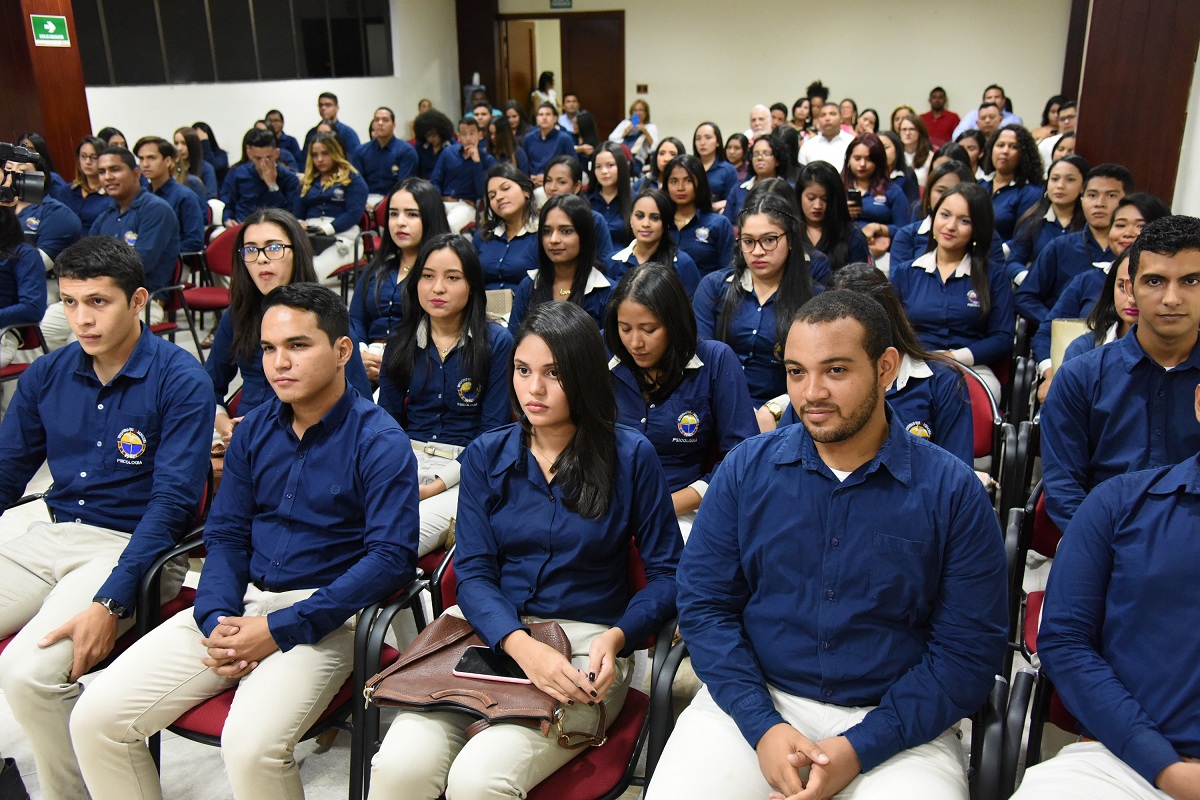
{"left": 607, "top": 244, "right": 702, "bottom": 297}
{"left": 1041, "top": 327, "right": 1200, "bottom": 530}
{"left": 303, "top": 121, "right": 361, "bottom": 154}
{"left": 153, "top": 177, "right": 205, "bottom": 252}
{"left": 672, "top": 211, "right": 734, "bottom": 277}
{"left": 59, "top": 184, "right": 112, "bottom": 231}
{"left": 195, "top": 386, "right": 418, "bottom": 649}
{"left": 429, "top": 144, "right": 495, "bottom": 204}
{"left": 678, "top": 414, "right": 1007, "bottom": 771}
{"left": 220, "top": 162, "right": 301, "bottom": 224}
{"left": 277, "top": 132, "right": 304, "bottom": 167}
{"left": 18, "top": 196, "right": 81, "bottom": 262}
{"left": 296, "top": 173, "right": 368, "bottom": 234}
{"left": 378, "top": 321, "right": 514, "bottom": 447}
{"left": 455, "top": 423, "right": 682, "bottom": 651}
{"left": 1031, "top": 267, "right": 1107, "bottom": 364}
{"left": 349, "top": 259, "right": 407, "bottom": 343}
{"left": 508, "top": 268, "right": 613, "bottom": 334}
{"left": 0, "top": 243, "right": 47, "bottom": 329}
{"left": 693, "top": 268, "right": 785, "bottom": 404}
{"left": 474, "top": 224, "right": 539, "bottom": 290}
{"left": 887, "top": 216, "right": 1007, "bottom": 274}
{"left": 1007, "top": 209, "right": 1076, "bottom": 275}
{"left": 1040, "top": 453, "right": 1200, "bottom": 784}
{"left": 90, "top": 189, "right": 180, "bottom": 292}
{"left": 522, "top": 128, "right": 577, "bottom": 176}
{"left": 1016, "top": 227, "right": 1111, "bottom": 324}
{"left": 610, "top": 339, "right": 757, "bottom": 493}
{"left": 854, "top": 183, "right": 911, "bottom": 237}
{"left": 205, "top": 312, "right": 372, "bottom": 414}
{"left": 588, "top": 191, "right": 630, "bottom": 247}
{"left": 351, "top": 137, "right": 418, "bottom": 194}
{"left": 704, "top": 160, "right": 739, "bottom": 203}
{"left": 981, "top": 179, "right": 1043, "bottom": 241}
{"left": 0, "top": 326, "right": 212, "bottom": 610}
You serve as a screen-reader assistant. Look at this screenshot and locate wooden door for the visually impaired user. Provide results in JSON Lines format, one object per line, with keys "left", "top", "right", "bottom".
{"left": 502, "top": 20, "right": 535, "bottom": 112}
{"left": 560, "top": 13, "right": 625, "bottom": 138}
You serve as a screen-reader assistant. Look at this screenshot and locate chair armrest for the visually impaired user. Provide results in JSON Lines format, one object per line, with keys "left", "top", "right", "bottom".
{"left": 970, "top": 675, "right": 1008, "bottom": 800}
{"left": 1001, "top": 668, "right": 1037, "bottom": 797}
{"left": 645, "top": 633, "right": 690, "bottom": 787}
{"left": 135, "top": 528, "right": 206, "bottom": 637}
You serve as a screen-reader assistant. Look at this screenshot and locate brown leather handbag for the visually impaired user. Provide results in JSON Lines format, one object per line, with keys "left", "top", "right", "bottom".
{"left": 364, "top": 614, "right": 606, "bottom": 748}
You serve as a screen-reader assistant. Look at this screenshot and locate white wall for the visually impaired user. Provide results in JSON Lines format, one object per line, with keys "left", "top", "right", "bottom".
{"left": 1172, "top": 37, "right": 1200, "bottom": 216}
{"left": 533, "top": 19, "right": 563, "bottom": 104}
{"left": 498, "top": 0, "right": 1073, "bottom": 144}
{"left": 83, "top": 1, "right": 459, "bottom": 156}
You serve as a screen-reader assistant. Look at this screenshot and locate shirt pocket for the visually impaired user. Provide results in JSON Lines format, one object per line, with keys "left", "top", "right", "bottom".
{"left": 105, "top": 412, "right": 160, "bottom": 472}
{"left": 869, "top": 532, "right": 936, "bottom": 625}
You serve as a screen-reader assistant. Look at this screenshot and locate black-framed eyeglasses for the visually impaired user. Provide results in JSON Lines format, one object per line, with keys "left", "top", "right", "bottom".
{"left": 737, "top": 234, "right": 785, "bottom": 252}
{"left": 240, "top": 244, "right": 293, "bottom": 261}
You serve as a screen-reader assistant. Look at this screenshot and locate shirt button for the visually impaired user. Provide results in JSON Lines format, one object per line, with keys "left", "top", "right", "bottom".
{"left": 273, "top": 561, "right": 280, "bottom": 566}
{"left": 75, "top": 518, "right": 82, "bottom": 523}
{"left": 78, "top": 499, "right": 85, "bottom": 505}
{"left": 640, "top": 418, "right": 647, "bottom": 424}
{"left": 438, "top": 394, "right": 442, "bottom": 399}
{"left": 1158, "top": 390, "right": 1165, "bottom": 397}
{"left": 286, "top": 493, "right": 293, "bottom": 499}
{"left": 831, "top": 538, "right": 839, "bottom": 548}
{"left": 80, "top": 471, "right": 87, "bottom": 478}
{"left": 97, "top": 403, "right": 104, "bottom": 410}
{"left": 823, "top": 641, "right": 831, "bottom": 650}
{"left": 823, "top": 688, "right": 833, "bottom": 698}
{"left": 825, "top": 589, "right": 835, "bottom": 600}
{"left": 1154, "top": 429, "right": 1163, "bottom": 436}
{"left": 96, "top": 441, "right": 103, "bottom": 447}
{"left": 751, "top": 329, "right": 757, "bottom": 334}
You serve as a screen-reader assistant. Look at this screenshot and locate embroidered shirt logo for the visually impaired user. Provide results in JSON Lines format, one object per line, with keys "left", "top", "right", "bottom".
{"left": 966, "top": 290, "right": 980, "bottom": 308}
{"left": 123, "top": 231, "right": 138, "bottom": 246}
{"left": 905, "top": 421, "right": 933, "bottom": 440}
{"left": 695, "top": 227, "right": 710, "bottom": 243}
{"left": 117, "top": 428, "right": 148, "bottom": 463}
{"left": 676, "top": 411, "right": 700, "bottom": 438}
{"left": 457, "top": 378, "right": 480, "bottom": 404}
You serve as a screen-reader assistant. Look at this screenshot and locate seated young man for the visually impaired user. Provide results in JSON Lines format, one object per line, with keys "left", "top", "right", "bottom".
{"left": 134, "top": 136, "right": 205, "bottom": 253}
{"left": 1015, "top": 163, "right": 1133, "bottom": 323}
{"left": 0, "top": 236, "right": 212, "bottom": 800}
{"left": 219, "top": 129, "right": 301, "bottom": 226}
{"left": 69, "top": 282, "right": 420, "bottom": 799}
{"left": 1011, "top": 384, "right": 1200, "bottom": 800}
{"left": 651, "top": 291, "right": 1008, "bottom": 800}
{"left": 1041, "top": 215, "right": 1200, "bottom": 531}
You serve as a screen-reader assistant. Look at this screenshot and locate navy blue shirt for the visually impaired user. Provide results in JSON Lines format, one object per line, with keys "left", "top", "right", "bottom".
{"left": 303, "top": 121, "right": 361, "bottom": 154}
{"left": 672, "top": 211, "right": 734, "bottom": 277}
{"left": 454, "top": 423, "right": 682, "bottom": 651}
{"left": 60, "top": 185, "right": 111, "bottom": 231}
{"left": 277, "top": 132, "right": 304, "bottom": 167}
{"left": 378, "top": 321, "right": 514, "bottom": 447}
{"left": 678, "top": 415, "right": 1007, "bottom": 771}
{"left": 201, "top": 140, "right": 229, "bottom": 184}
{"left": 90, "top": 190, "right": 180, "bottom": 292}
{"left": 0, "top": 326, "right": 212, "bottom": 610}
{"left": 693, "top": 268, "right": 786, "bottom": 404}
{"left": 351, "top": 137, "right": 418, "bottom": 195}
{"left": 205, "top": 311, "right": 372, "bottom": 414}
{"left": 1031, "top": 267, "right": 1107, "bottom": 364}
{"left": 508, "top": 268, "right": 613, "bottom": 333}
{"left": 610, "top": 339, "right": 757, "bottom": 493}
{"left": 982, "top": 179, "right": 1043, "bottom": 241}
{"left": 429, "top": 144, "right": 495, "bottom": 204}
{"left": 18, "top": 197, "right": 81, "bottom": 262}
{"left": 1041, "top": 327, "right": 1200, "bottom": 530}
{"left": 194, "top": 386, "right": 418, "bottom": 649}
{"left": 890, "top": 217, "right": 1007, "bottom": 273}
{"left": 153, "top": 177, "right": 205, "bottom": 253}
{"left": 1016, "top": 227, "right": 1112, "bottom": 324}
{"left": 1007, "top": 209, "right": 1076, "bottom": 275}
{"left": 349, "top": 259, "right": 407, "bottom": 343}
{"left": 854, "top": 183, "right": 911, "bottom": 237}
{"left": 473, "top": 224, "right": 539, "bottom": 290}
{"left": 198, "top": 160, "right": 219, "bottom": 200}
{"left": 890, "top": 252, "right": 1015, "bottom": 367}
{"left": 415, "top": 142, "right": 444, "bottom": 180}
{"left": 588, "top": 191, "right": 630, "bottom": 247}
{"left": 607, "top": 244, "right": 701, "bottom": 297}
{"left": 0, "top": 243, "right": 47, "bottom": 329}
{"left": 1040, "top": 453, "right": 1200, "bottom": 784}
{"left": 296, "top": 173, "right": 369, "bottom": 234}
{"left": 704, "top": 160, "right": 738, "bottom": 203}
{"left": 522, "top": 128, "right": 577, "bottom": 176}
{"left": 221, "top": 161, "right": 301, "bottom": 224}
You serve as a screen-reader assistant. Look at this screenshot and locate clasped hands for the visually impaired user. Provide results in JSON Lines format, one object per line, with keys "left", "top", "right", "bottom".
{"left": 200, "top": 615, "right": 280, "bottom": 678}
{"left": 757, "top": 723, "right": 862, "bottom": 800}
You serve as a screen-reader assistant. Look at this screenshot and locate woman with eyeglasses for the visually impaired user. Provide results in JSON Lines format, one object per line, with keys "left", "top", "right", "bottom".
{"left": 208, "top": 208, "right": 371, "bottom": 445}
{"left": 692, "top": 192, "right": 816, "bottom": 406}
{"left": 61, "top": 136, "right": 110, "bottom": 231}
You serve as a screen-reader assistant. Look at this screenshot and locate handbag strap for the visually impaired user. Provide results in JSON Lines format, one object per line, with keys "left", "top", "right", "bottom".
{"left": 555, "top": 701, "right": 608, "bottom": 750}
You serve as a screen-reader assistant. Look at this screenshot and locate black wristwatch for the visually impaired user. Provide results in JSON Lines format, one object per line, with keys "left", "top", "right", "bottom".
{"left": 93, "top": 596, "right": 129, "bottom": 619}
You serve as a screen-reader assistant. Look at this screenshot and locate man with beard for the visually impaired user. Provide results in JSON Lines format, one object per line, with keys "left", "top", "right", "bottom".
{"left": 650, "top": 290, "right": 1007, "bottom": 800}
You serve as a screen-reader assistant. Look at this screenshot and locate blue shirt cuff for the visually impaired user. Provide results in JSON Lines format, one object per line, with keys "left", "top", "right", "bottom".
{"left": 842, "top": 712, "right": 903, "bottom": 774}
{"left": 729, "top": 691, "right": 788, "bottom": 749}
{"left": 1121, "top": 729, "right": 1182, "bottom": 787}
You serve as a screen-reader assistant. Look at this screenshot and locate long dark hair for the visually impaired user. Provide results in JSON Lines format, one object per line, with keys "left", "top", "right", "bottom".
{"left": 488, "top": 117, "right": 521, "bottom": 167}
{"left": 18, "top": 133, "right": 57, "bottom": 176}
{"left": 772, "top": 126, "right": 801, "bottom": 183}
{"left": 717, "top": 192, "right": 815, "bottom": 347}
{"left": 920, "top": 160, "right": 978, "bottom": 218}
{"left": 647, "top": 137, "right": 685, "bottom": 184}
{"left": 604, "top": 262, "right": 697, "bottom": 401}
{"left": 829, "top": 263, "right": 952, "bottom": 366}
{"left": 1013, "top": 155, "right": 1090, "bottom": 249}
{"left": 983, "top": 124, "right": 1044, "bottom": 187}
{"left": 512, "top": 302, "right": 616, "bottom": 519}
{"left": 382, "top": 233, "right": 494, "bottom": 397}
{"left": 503, "top": 100, "right": 532, "bottom": 139}
{"left": 842, "top": 133, "right": 889, "bottom": 196}
{"left": 1085, "top": 250, "right": 1131, "bottom": 348}
{"left": 630, "top": 188, "right": 682, "bottom": 265}
{"left": 588, "top": 142, "right": 633, "bottom": 239}
{"left": 229, "top": 209, "right": 318, "bottom": 362}
{"left": 531, "top": 194, "right": 598, "bottom": 308}
{"left": 663, "top": 154, "right": 714, "bottom": 214}
{"left": 924, "top": 183, "right": 996, "bottom": 315}
{"left": 480, "top": 163, "right": 536, "bottom": 241}
{"left": 191, "top": 122, "right": 224, "bottom": 155}
{"left": 798, "top": 162, "right": 856, "bottom": 271}
{"left": 0, "top": 206, "right": 25, "bottom": 256}
{"left": 575, "top": 110, "right": 601, "bottom": 154}
{"left": 173, "top": 127, "right": 204, "bottom": 179}
{"left": 366, "top": 178, "right": 450, "bottom": 306}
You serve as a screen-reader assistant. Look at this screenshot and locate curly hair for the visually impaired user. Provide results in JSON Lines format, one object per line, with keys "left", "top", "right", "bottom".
{"left": 982, "top": 123, "right": 1043, "bottom": 187}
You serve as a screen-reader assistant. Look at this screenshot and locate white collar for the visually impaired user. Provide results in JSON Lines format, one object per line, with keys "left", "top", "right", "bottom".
{"left": 414, "top": 318, "right": 473, "bottom": 349}
{"left": 609, "top": 352, "right": 705, "bottom": 371}
{"left": 531, "top": 267, "right": 611, "bottom": 294}
{"left": 611, "top": 243, "right": 636, "bottom": 262}
{"left": 739, "top": 177, "right": 756, "bottom": 190}
{"left": 918, "top": 216, "right": 932, "bottom": 234}
{"left": 1043, "top": 205, "right": 1057, "bottom": 222}
{"left": 912, "top": 250, "right": 972, "bottom": 278}
{"left": 492, "top": 218, "right": 538, "bottom": 239}
{"left": 726, "top": 269, "right": 755, "bottom": 292}
{"left": 1093, "top": 261, "right": 1113, "bottom": 273}
{"left": 890, "top": 169, "right": 904, "bottom": 180}
{"left": 892, "top": 354, "right": 933, "bottom": 392}
{"left": 1102, "top": 323, "right": 1119, "bottom": 345}
{"left": 983, "top": 171, "right": 997, "bottom": 182}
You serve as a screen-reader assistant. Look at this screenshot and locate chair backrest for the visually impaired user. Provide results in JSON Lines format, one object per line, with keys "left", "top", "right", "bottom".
{"left": 9, "top": 325, "right": 46, "bottom": 353}
{"left": 373, "top": 197, "right": 389, "bottom": 230}
{"left": 1028, "top": 483, "right": 1062, "bottom": 558}
{"left": 226, "top": 388, "right": 243, "bottom": 418}
{"left": 158, "top": 259, "right": 187, "bottom": 313}
{"left": 959, "top": 365, "right": 1001, "bottom": 460}
{"left": 205, "top": 224, "right": 242, "bottom": 279}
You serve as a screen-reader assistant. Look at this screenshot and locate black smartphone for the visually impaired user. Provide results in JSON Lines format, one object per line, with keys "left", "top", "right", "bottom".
{"left": 846, "top": 188, "right": 863, "bottom": 204}
{"left": 453, "top": 646, "right": 532, "bottom": 684}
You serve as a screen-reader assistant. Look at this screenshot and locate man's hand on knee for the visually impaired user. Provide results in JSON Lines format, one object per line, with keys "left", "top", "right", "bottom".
{"left": 756, "top": 723, "right": 829, "bottom": 797}
{"left": 769, "top": 734, "right": 861, "bottom": 800}
{"left": 38, "top": 603, "right": 119, "bottom": 682}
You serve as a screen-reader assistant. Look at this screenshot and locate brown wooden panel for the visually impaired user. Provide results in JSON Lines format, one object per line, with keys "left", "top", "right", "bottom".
{"left": 559, "top": 13, "right": 625, "bottom": 138}
{"left": 456, "top": 0, "right": 501, "bottom": 108}
{"left": 504, "top": 20, "right": 535, "bottom": 112}
{"left": 1060, "top": 0, "right": 1089, "bottom": 98}
{"left": 1076, "top": 0, "right": 1198, "bottom": 202}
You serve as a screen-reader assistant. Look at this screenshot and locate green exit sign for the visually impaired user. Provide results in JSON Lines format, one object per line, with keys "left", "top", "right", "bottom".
{"left": 30, "top": 14, "right": 71, "bottom": 48}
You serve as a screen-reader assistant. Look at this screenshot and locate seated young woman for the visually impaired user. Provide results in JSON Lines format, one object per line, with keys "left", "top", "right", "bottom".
{"left": 891, "top": 160, "right": 1007, "bottom": 270}
{"left": 509, "top": 193, "right": 613, "bottom": 332}
{"left": 1062, "top": 248, "right": 1138, "bottom": 364}
{"left": 693, "top": 192, "right": 817, "bottom": 406}
{"left": 377, "top": 234, "right": 514, "bottom": 556}
{"left": 954, "top": 129, "right": 988, "bottom": 179}
{"left": 540, "top": 155, "right": 616, "bottom": 261}
{"left": 760, "top": 262, "right": 973, "bottom": 465}
{"left": 722, "top": 133, "right": 788, "bottom": 225}
{"left": 889, "top": 183, "right": 1014, "bottom": 400}
{"left": 797, "top": 161, "right": 872, "bottom": 273}
{"left": 586, "top": 143, "right": 634, "bottom": 248}
{"left": 980, "top": 123, "right": 1045, "bottom": 242}
{"left": 663, "top": 154, "right": 735, "bottom": 278}
{"left": 488, "top": 116, "right": 530, "bottom": 175}
{"left": 897, "top": 111, "right": 934, "bottom": 187}
{"left": 842, "top": 133, "right": 911, "bottom": 259}
{"left": 607, "top": 98, "right": 659, "bottom": 171}
{"left": 692, "top": 122, "right": 738, "bottom": 211}
{"left": 350, "top": 178, "right": 451, "bottom": 382}
{"left": 295, "top": 132, "right": 369, "bottom": 281}
{"left": 724, "top": 133, "right": 750, "bottom": 183}
{"left": 209, "top": 208, "right": 371, "bottom": 446}
{"left": 368, "top": 300, "right": 682, "bottom": 799}
{"left": 473, "top": 163, "right": 540, "bottom": 291}
{"left": 606, "top": 263, "right": 757, "bottom": 540}
{"left": 1006, "top": 155, "right": 1090, "bottom": 282}
{"left": 879, "top": 130, "right": 921, "bottom": 209}
{"left": 609, "top": 188, "right": 701, "bottom": 295}
{"left": 742, "top": 178, "right": 832, "bottom": 286}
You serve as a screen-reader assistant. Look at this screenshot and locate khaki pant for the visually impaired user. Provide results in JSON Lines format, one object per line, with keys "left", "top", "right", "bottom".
{"left": 0, "top": 520, "right": 181, "bottom": 800}
{"left": 1011, "top": 741, "right": 1173, "bottom": 799}
{"left": 369, "top": 608, "right": 632, "bottom": 799}
{"left": 412, "top": 443, "right": 464, "bottom": 558}
{"left": 70, "top": 585, "right": 355, "bottom": 800}
{"left": 648, "top": 685, "right": 968, "bottom": 800}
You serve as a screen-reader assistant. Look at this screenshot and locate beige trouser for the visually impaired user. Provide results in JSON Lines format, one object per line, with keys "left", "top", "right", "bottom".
{"left": 1011, "top": 741, "right": 1174, "bottom": 799}
{"left": 0, "top": 520, "right": 182, "bottom": 800}
{"left": 0, "top": 330, "right": 18, "bottom": 420}
{"left": 35, "top": 300, "right": 165, "bottom": 354}
{"left": 70, "top": 585, "right": 355, "bottom": 800}
{"left": 412, "top": 442, "right": 464, "bottom": 557}
{"left": 369, "top": 608, "right": 632, "bottom": 799}
{"left": 648, "top": 685, "right": 968, "bottom": 800}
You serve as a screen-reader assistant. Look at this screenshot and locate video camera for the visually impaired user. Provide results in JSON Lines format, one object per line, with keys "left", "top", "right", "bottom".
{"left": 1, "top": 142, "right": 46, "bottom": 205}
